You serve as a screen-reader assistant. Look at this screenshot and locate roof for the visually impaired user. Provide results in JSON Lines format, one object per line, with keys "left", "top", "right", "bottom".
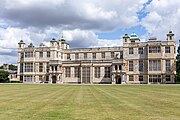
{"left": 130, "top": 32, "right": 139, "bottom": 40}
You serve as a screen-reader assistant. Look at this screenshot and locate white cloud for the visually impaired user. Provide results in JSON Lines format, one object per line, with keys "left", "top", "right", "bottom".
{"left": 0, "top": 0, "right": 146, "bottom": 30}
{"left": 63, "top": 29, "right": 122, "bottom": 48}
{"left": 0, "top": 0, "right": 148, "bottom": 64}
{"left": 141, "top": 0, "right": 180, "bottom": 42}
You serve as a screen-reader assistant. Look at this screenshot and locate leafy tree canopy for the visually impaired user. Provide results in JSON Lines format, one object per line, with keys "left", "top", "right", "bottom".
{"left": 176, "top": 42, "right": 180, "bottom": 83}
{"left": 0, "top": 70, "right": 9, "bottom": 83}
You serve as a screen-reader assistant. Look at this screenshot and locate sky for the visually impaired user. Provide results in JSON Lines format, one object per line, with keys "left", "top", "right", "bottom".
{"left": 0, "top": 0, "right": 180, "bottom": 65}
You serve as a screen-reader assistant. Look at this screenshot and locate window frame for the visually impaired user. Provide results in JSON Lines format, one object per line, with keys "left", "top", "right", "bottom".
{"left": 138, "top": 48, "right": 143, "bottom": 54}
{"left": 166, "top": 75, "right": 171, "bottom": 81}
{"left": 47, "top": 51, "right": 50, "bottom": 58}
{"left": 94, "top": 67, "right": 100, "bottom": 78}
{"left": 129, "top": 75, "right": 134, "bottom": 81}
{"left": 165, "top": 46, "right": 170, "bottom": 53}
{"left": 39, "top": 63, "right": 43, "bottom": 72}
{"left": 24, "top": 63, "right": 33, "bottom": 72}
{"left": 84, "top": 53, "right": 87, "bottom": 59}
{"left": 149, "top": 60, "right": 161, "bottom": 71}
{"left": 129, "top": 61, "right": 134, "bottom": 71}
{"left": 149, "top": 46, "right": 161, "bottom": 53}
{"left": 166, "top": 60, "right": 171, "bottom": 71}
{"left": 101, "top": 52, "right": 105, "bottom": 59}
{"left": 92, "top": 53, "right": 96, "bottom": 59}
{"left": 75, "top": 53, "right": 79, "bottom": 60}
{"left": 129, "top": 48, "right": 134, "bottom": 54}
{"left": 65, "top": 67, "right": 71, "bottom": 77}
{"left": 139, "top": 60, "right": 144, "bottom": 72}
{"left": 104, "top": 67, "right": 110, "bottom": 78}
{"left": 139, "top": 75, "right": 143, "bottom": 81}
{"left": 74, "top": 67, "right": 80, "bottom": 78}
{"left": 111, "top": 52, "right": 114, "bottom": 58}
{"left": 39, "top": 52, "right": 43, "bottom": 58}
{"left": 67, "top": 54, "right": 70, "bottom": 60}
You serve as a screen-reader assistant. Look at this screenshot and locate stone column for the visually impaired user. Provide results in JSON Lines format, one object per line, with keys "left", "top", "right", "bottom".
{"left": 49, "top": 74, "right": 52, "bottom": 84}
{"left": 91, "top": 66, "right": 93, "bottom": 84}
{"left": 80, "top": 66, "right": 82, "bottom": 84}
{"left": 122, "top": 74, "right": 125, "bottom": 84}
{"left": 57, "top": 74, "right": 60, "bottom": 84}
{"left": 112, "top": 74, "right": 115, "bottom": 84}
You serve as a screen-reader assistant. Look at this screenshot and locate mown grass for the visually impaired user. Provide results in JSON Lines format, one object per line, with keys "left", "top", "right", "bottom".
{"left": 0, "top": 84, "right": 179, "bottom": 120}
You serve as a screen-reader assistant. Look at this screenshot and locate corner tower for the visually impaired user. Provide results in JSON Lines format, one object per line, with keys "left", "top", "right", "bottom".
{"left": 167, "top": 31, "right": 174, "bottom": 41}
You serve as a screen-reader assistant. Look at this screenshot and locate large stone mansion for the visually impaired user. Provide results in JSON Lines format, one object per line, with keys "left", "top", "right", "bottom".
{"left": 17, "top": 31, "right": 176, "bottom": 84}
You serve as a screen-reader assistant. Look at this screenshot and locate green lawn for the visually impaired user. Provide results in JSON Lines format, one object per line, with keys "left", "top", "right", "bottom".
{"left": 0, "top": 84, "right": 180, "bottom": 120}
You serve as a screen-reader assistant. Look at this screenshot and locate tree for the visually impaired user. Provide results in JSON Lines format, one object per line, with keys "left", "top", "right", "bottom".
{"left": 176, "top": 40, "right": 180, "bottom": 83}
{"left": 0, "top": 70, "right": 9, "bottom": 83}
{"left": 0, "top": 66, "right": 3, "bottom": 69}
{"left": 9, "top": 64, "right": 17, "bottom": 71}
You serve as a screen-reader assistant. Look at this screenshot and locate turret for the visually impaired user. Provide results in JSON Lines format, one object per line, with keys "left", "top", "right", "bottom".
{"left": 167, "top": 31, "right": 174, "bottom": 41}
{"left": 18, "top": 40, "right": 25, "bottom": 48}
{"left": 39, "top": 43, "right": 45, "bottom": 47}
{"left": 58, "top": 33, "right": 69, "bottom": 49}
{"left": 28, "top": 43, "right": 34, "bottom": 48}
{"left": 50, "top": 38, "right": 58, "bottom": 47}
{"left": 129, "top": 32, "right": 140, "bottom": 43}
{"left": 123, "top": 34, "right": 130, "bottom": 43}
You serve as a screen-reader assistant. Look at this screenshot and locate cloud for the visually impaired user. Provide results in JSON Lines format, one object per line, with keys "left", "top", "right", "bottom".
{"left": 141, "top": 0, "right": 180, "bottom": 42}
{"left": 0, "top": 0, "right": 149, "bottom": 65}
{"left": 63, "top": 29, "right": 122, "bottom": 48}
{"left": 0, "top": 0, "right": 146, "bottom": 30}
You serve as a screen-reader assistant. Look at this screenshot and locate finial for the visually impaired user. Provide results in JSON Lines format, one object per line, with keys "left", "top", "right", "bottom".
{"left": 60, "top": 31, "right": 65, "bottom": 41}
{"left": 61, "top": 31, "right": 64, "bottom": 39}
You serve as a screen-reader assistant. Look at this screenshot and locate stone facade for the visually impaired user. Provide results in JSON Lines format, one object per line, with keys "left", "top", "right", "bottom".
{"left": 17, "top": 31, "right": 176, "bottom": 84}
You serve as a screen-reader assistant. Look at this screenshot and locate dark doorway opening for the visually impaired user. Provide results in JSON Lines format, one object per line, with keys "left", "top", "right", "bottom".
{"left": 116, "top": 76, "right": 121, "bottom": 84}
{"left": 52, "top": 76, "right": 56, "bottom": 84}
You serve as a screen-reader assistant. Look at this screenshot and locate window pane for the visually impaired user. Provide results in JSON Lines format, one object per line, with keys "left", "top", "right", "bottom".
{"left": 129, "top": 75, "right": 133, "bottom": 81}
{"left": 111, "top": 52, "right": 114, "bottom": 58}
{"left": 166, "top": 75, "right": 171, "bottom": 81}
{"left": 129, "top": 61, "right": 133, "bottom": 71}
{"left": 149, "top": 60, "right": 161, "bottom": 71}
{"left": 95, "top": 67, "right": 100, "bottom": 78}
{"left": 139, "top": 60, "right": 143, "bottom": 72}
{"left": 138, "top": 48, "right": 143, "bottom": 54}
{"left": 149, "top": 46, "right": 161, "bottom": 53}
{"left": 39, "top": 52, "right": 43, "bottom": 58}
{"left": 129, "top": 48, "right": 134, "bottom": 54}
{"left": 65, "top": 67, "right": 71, "bottom": 77}
{"left": 74, "top": 67, "right": 80, "bottom": 78}
{"left": 102, "top": 52, "right": 105, "bottom": 58}
{"left": 93, "top": 53, "right": 96, "bottom": 59}
{"left": 47, "top": 51, "right": 50, "bottom": 57}
{"left": 104, "top": 67, "right": 110, "bottom": 78}
{"left": 84, "top": 53, "right": 87, "bottom": 59}
{"left": 166, "top": 60, "right": 171, "bottom": 71}
{"left": 165, "top": 46, "right": 170, "bottom": 53}
{"left": 39, "top": 63, "right": 43, "bottom": 72}
{"left": 139, "top": 75, "right": 143, "bottom": 81}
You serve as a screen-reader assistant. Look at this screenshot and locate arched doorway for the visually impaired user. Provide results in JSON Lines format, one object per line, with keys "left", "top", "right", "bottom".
{"left": 116, "top": 76, "right": 121, "bottom": 84}
{"left": 52, "top": 76, "right": 56, "bottom": 84}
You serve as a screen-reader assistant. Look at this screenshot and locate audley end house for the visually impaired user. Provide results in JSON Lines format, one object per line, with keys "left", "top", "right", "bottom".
{"left": 17, "top": 31, "right": 176, "bottom": 84}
